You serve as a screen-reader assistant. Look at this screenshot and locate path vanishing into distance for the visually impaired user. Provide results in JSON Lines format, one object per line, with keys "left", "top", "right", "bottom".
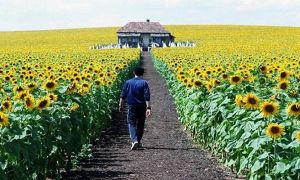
{"left": 63, "top": 52, "right": 234, "bottom": 180}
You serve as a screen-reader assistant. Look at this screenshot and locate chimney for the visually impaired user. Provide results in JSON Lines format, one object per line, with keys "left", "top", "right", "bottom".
{"left": 146, "top": 19, "right": 150, "bottom": 22}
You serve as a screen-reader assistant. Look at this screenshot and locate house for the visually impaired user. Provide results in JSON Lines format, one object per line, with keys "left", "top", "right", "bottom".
{"left": 117, "top": 20, "right": 175, "bottom": 50}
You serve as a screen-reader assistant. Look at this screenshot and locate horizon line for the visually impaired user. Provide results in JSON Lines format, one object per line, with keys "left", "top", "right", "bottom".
{"left": 1, "top": 23, "right": 300, "bottom": 33}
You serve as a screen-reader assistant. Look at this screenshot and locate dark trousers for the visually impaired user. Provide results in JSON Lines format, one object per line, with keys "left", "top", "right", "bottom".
{"left": 127, "top": 104, "right": 146, "bottom": 143}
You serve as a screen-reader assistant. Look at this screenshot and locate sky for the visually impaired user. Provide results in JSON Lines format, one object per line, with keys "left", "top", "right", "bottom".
{"left": 0, "top": 0, "right": 300, "bottom": 31}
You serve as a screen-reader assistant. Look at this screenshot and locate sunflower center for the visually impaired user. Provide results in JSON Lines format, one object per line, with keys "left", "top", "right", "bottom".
{"left": 291, "top": 105, "right": 300, "bottom": 112}
{"left": 3, "top": 102, "right": 9, "bottom": 109}
{"left": 194, "top": 81, "right": 201, "bottom": 86}
{"left": 248, "top": 98, "right": 257, "bottom": 105}
{"left": 260, "top": 66, "right": 266, "bottom": 71}
{"left": 20, "top": 93, "right": 27, "bottom": 99}
{"left": 29, "top": 84, "right": 35, "bottom": 88}
{"left": 222, "top": 74, "right": 228, "bottom": 79}
{"left": 38, "top": 100, "right": 48, "bottom": 108}
{"left": 265, "top": 104, "right": 275, "bottom": 113}
{"left": 232, "top": 76, "right": 240, "bottom": 82}
{"left": 95, "top": 81, "right": 101, "bottom": 85}
{"left": 83, "top": 84, "right": 89, "bottom": 88}
{"left": 0, "top": 117, "right": 3, "bottom": 122}
{"left": 280, "top": 83, "right": 287, "bottom": 89}
{"left": 270, "top": 126, "right": 280, "bottom": 134}
{"left": 17, "top": 87, "right": 24, "bottom": 92}
{"left": 46, "top": 82, "right": 55, "bottom": 88}
{"left": 25, "top": 98, "right": 32, "bottom": 106}
{"left": 280, "top": 72, "right": 287, "bottom": 78}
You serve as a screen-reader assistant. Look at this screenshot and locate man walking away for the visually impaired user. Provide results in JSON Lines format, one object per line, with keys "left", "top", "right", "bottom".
{"left": 119, "top": 67, "right": 151, "bottom": 150}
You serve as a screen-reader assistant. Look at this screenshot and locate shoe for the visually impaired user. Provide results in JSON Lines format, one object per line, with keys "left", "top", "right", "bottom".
{"left": 137, "top": 142, "right": 143, "bottom": 148}
{"left": 131, "top": 141, "right": 139, "bottom": 150}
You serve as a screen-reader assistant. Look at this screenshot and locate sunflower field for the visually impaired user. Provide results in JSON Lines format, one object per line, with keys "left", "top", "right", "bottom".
{"left": 153, "top": 25, "right": 300, "bottom": 179}
{"left": 0, "top": 28, "right": 140, "bottom": 179}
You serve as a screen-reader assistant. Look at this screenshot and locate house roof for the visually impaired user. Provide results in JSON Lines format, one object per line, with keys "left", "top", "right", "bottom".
{"left": 117, "top": 22, "right": 170, "bottom": 34}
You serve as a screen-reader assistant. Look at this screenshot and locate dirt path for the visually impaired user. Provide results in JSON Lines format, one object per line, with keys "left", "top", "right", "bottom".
{"left": 63, "top": 51, "right": 233, "bottom": 180}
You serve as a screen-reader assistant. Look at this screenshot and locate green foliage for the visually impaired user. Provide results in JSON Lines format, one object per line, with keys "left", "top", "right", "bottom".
{"left": 0, "top": 59, "right": 139, "bottom": 179}
{"left": 153, "top": 58, "right": 300, "bottom": 179}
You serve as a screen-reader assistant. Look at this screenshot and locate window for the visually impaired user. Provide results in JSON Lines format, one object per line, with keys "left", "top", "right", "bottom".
{"left": 132, "top": 37, "right": 138, "bottom": 43}
{"left": 121, "top": 38, "right": 128, "bottom": 43}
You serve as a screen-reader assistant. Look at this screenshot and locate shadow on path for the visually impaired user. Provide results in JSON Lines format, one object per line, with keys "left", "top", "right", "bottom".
{"left": 62, "top": 109, "right": 135, "bottom": 179}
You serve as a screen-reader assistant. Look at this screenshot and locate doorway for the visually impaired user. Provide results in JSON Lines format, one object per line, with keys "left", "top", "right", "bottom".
{"left": 142, "top": 34, "right": 150, "bottom": 48}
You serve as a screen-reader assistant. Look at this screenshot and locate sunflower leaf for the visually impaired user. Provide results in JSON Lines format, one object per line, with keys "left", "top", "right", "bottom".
{"left": 272, "top": 162, "right": 290, "bottom": 174}
{"left": 251, "top": 160, "right": 265, "bottom": 173}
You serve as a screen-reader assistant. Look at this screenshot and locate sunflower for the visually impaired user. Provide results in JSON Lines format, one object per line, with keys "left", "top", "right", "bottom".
{"left": 235, "top": 94, "right": 245, "bottom": 107}
{"left": 230, "top": 75, "right": 242, "bottom": 85}
{"left": 27, "top": 82, "right": 38, "bottom": 91}
{"left": 15, "top": 90, "right": 29, "bottom": 100}
{"left": 187, "top": 82, "right": 193, "bottom": 88}
{"left": 279, "top": 71, "right": 289, "bottom": 80}
{"left": 82, "top": 82, "right": 91, "bottom": 89}
{"left": 288, "top": 89, "right": 298, "bottom": 97}
{"left": 4, "top": 75, "right": 10, "bottom": 81}
{"left": 0, "top": 112, "right": 9, "bottom": 127}
{"left": 222, "top": 73, "right": 228, "bottom": 80}
{"left": 287, "top": 103, "right": 300, "bottom": 117}
{"left": 214, "top": 79, "right": 221, "bottom": 86}
{"left": 69, "top": 103, "right": 80, "bottom": 112}
{"left": 13, "top": 85, "right": 24, "bottom": 94}
{"left": 36, "top": 97, "right": 51, "bottom": 111}
{"left": 94, "top": 79, "right": 101, "bottom": 86}
{"left": 270, "top": 93, "right": 279, "bottom": 101}
{"left": 295, "top": 131, "right": 300, "bottom": 142}
{"left": 205, "top": 80, "right": 215, "bottom": 91}
{"left": 79, "top": 83, "right": 91, "bottom": 96}
{"left": 107, "top": 81, "right": 113, "bottom": 86}
{"left": 183, "top": 78, "right": 188, "bottom": 84}
{"left": 1, "top": 100, "right": 12, "bottom": 112}
{"left": 260, "top": 65, "right": 267, "bottom": 73}
{"left": 66, "top": 82, "right": 78, "bottom": 94}
{"left": 48, "top": 93, "right": 58, "bottom": 102}
{"left": 244, "top": 93, "right": 260, "bottom": 109}
{"left": 277, "top": 80, "right": 289, "bottom": 90}
{"left": 247, "top": 75, "right": 256, "bottom": 82}
{"left": 194, "top": 80, "right": 202, "bottom": 87}
{"left": 266, "top": 123, "right": 285, "bottom": 139}
{"left": 43, "top": 80, "right": 58, "bottom": 91}
{"left": 260, "top": 101, "right": 279, "bottom": 117}
{"left": 24, "top": 94, "right": 35, "bottom": 109}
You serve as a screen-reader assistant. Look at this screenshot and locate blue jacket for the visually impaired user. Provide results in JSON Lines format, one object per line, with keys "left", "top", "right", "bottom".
{"left": 120, "top": 77, "right": 150, "bottom": 105}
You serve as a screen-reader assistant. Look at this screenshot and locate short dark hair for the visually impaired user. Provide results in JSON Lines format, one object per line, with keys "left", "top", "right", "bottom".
{"left": 133, "top": 67, "right": 144, "bottom": 76}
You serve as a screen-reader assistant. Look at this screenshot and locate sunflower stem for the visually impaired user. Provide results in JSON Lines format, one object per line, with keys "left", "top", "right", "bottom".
{"left": 274, "top": 139, "right": 277, "bottom": 180}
